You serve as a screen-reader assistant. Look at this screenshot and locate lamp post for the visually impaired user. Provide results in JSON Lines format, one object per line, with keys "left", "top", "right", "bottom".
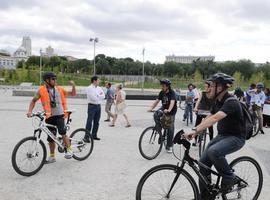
{"left": 89, "top": 37, "right": 99, "bottom": 75}
{"left": 142, "top": 47, "right": 145, "bottom": 92}
{"left": 39, "top": 48, "right": 42, "bottom": 85}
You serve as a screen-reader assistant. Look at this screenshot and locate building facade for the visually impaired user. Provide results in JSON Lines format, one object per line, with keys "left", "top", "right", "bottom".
{"left": 0, "top": 36, "right": 32, "bottom": 69}
{"left": 166, "top": 55, "right": 215, "bottom": 64}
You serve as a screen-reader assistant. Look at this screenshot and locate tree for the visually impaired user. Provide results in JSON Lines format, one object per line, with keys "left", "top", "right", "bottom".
{"left": 249, "top": 71, "right": 265, "bottom": 85}
{"left": 193, "top": 69, "right": 203, "bottom": 83}
{"left": 233, "top": 71, "right": 242, "bottom": 87}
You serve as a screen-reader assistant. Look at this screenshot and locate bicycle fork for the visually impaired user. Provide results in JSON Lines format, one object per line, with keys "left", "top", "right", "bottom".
{"left": 166, "top": 162, "right": 186, "bottom": 198}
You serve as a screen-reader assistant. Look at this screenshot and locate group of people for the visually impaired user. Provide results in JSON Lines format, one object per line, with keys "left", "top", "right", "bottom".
{"left": 148, "top": 73, "right": 259, "bottom": 199}
{"left": 26, "top": 71, "right": 262, "bottom": 199}
{"left": 27, "top": 72, "right": 130, "bottom": 164}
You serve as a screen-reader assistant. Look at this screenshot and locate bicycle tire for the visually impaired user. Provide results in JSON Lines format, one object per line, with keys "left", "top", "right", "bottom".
{"left": 223, "top": 156, "right": 263, "bottom": 200}
{"left": 252, "top": 116, "right": 260, "bottom": 137}
{"left": 199, "top": 131, "right": 207, "bottom": 158}
{"left": 12, "top": 136, "right": 47, "bottom": 176}
{"left": 70, "top": 128, "right": 94, "bottom": 161}
{"left": 136, "top": 164, "right": 200, "bottom": 200}
{"left": 138, "top": 126, "right": 163, "bottom": 160}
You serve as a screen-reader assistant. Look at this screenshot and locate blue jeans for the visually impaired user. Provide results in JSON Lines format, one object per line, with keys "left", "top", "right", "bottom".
{"left": 85, "top": 104, "right": 101, "bottom": 138}
{"left": 199, "top": 135, "right": 245, "bottom": 194}
{"left": 184, "top": 103, "right": 193, "bottom": 122}
{"left": 153, "top": 109, "right": 175, "bottom": 148}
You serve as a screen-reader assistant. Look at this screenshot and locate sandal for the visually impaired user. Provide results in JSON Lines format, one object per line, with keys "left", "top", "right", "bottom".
{"left": 125, "top": 124, "right": 131, "bottom": 128}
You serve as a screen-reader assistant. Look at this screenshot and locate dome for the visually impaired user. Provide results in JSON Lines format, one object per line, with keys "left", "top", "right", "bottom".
{"left": 15, "top": 46, "right": 27, "bottom": 52}
{"left": 14, "top": 46, "right": 27, "bottom": 58}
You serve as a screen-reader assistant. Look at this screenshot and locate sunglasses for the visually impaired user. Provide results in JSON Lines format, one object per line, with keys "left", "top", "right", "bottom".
{"left": 50, "top": 78, "right": 57, "bottom": 81}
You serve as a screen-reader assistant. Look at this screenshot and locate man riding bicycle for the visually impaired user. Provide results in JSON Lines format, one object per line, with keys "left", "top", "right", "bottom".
{"left": 148, "top": 79, "right": 177, "bottom": 153}
{"left": 184, "top": 73, "right": 246, "bottom": 199}
{"left": 27, "top": 72, "right": 76, "bottom": 163}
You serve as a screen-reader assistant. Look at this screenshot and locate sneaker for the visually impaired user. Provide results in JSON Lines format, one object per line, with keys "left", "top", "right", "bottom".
{"left": 260, "top": 130, "right": 265, "bottom": 134}
{"left": 104, "top": 119, "right": 110, "bottom": 122}
{"left": 167, "top": 147, "right": 173, "bottom": 153}
{"left": 64, "top": 148, "right": 73, "bottom": 159}
{"left": 93, "top": 137, "right": 101, "bottom": 141}
{"left": 192, "top": 143, "right": 197, "bottom": 147}
{"left": 221, "top": 176, "right": 241, "bottom": 194}
{"left": 45, "top": 157, "right": 56, "bottom": 164}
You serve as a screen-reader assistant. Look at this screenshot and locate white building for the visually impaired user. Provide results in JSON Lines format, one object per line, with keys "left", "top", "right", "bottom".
{"left": 166, "top": 55, "right": 215, "bottom": 64}
{"left": 43, "top": 46, "right": 57, "bottom": 57}
{"left": 0, "top": 36, "right": 32, "bottom": 69}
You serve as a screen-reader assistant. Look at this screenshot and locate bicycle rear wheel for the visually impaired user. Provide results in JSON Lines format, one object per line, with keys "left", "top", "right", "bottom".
{"left": 223, "top": 156, "right": 263, "bottom": 200}
{"left": 11, "top": 136, "right": 46, "bottom": 176}
{"left": 138, "top": 126, "right": 163, "bottom": 160}
{"left": 252, "top": 115, "right": 260, "bottom": 137}
{"left": 136, "top": 164, "right": 200, "bottom": 200}
{"left": 70, "top": 128, "right": 94, "bottom": 161}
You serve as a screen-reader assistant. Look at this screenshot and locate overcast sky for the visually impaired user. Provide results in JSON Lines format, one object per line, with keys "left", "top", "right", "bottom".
{"left": 0, "top": 0, "right": 270, "bottom": 63}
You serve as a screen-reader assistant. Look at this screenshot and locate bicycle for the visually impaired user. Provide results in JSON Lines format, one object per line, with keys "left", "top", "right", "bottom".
{"left": 250, "top": 107, "right": 260, "bottom": 137}
{"left": 138, "top": 110, "right": 171, "bottom": 160}
{"left": 136, "top": 130, "right": 263, "bottom": 200}
{"left": 11, "top": 110, "right": 94, "bottom": 176}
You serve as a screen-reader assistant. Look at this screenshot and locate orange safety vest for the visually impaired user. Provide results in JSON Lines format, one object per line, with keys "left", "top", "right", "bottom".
{"left": 39, "top": 85, "right": 68, "bottom": 119}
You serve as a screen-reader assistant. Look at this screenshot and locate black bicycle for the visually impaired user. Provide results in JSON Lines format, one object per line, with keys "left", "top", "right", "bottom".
{"left": 250, "top": 107, "right": 260, "bottom": 137}
{"left": 138, "top": 110, "right": 171, "bottom": 160}
{"left": 136, "top": 130, "right": 263, "bottom": 200}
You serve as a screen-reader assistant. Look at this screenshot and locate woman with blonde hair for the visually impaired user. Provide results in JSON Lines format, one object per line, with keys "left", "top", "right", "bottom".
{"left": 109, "top": 84, "right": 131, "bottom": 127}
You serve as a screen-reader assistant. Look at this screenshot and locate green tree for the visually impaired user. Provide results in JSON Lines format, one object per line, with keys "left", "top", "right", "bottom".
{"left": 233, "top": 71, "right": 242, "bottom": 87}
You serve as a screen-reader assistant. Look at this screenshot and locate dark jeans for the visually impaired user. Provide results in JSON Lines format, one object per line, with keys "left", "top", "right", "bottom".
{"left": 195, "top": 114, "right": 214, "bottom": 141}
{"left": 183, "top": 103, "right": 193, "bottom": 123}
{"left": 45, "top": 115, "right": 66, "bottom": 143}
{"left": 199, "top": 135, "right": 245, "bottom": 197}
{"left": 85, "top": 104, "right": 101, "bottom": 138}
{"left": 154, "top": 109, "right": 175, "bottom": 148}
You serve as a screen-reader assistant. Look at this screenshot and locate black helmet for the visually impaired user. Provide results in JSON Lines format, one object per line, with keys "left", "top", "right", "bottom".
{"left": 256, "top": 83, "right": 264, "bottom": 89}
{"left": 234, "top": 87, "right": 244, "bottom": 97}
{"left": 208, "top": 73, "right": 234, "bottom": 87}
{"left": 42, "top": 72, "right": 57, "bottom": 81}
{"left": 160, "top": 79, "right": 171, "bottom": 86}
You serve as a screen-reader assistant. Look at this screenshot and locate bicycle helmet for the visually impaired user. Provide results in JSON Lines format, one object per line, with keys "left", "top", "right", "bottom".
{"left": 208, "top": 73, "right": 234, "bottom": 87}
{"left": 42, "top": 72, "right": 57, "bottom": 81}
{"left": 234, "top": 87, "right": 244, "bottom": 98}
{"left": 160, "top": 79, "right": 171, "bottom": 86}
{"left": 256, "top": 83, "right": 264, "bottom": 89}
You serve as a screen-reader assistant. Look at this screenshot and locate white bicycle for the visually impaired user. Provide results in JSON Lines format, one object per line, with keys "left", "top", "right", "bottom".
{"left": 11, "top": 110, "right": 94, "bottom": 176}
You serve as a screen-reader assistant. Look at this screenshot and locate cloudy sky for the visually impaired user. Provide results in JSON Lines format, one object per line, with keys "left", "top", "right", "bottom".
{"left": 0, "top": 0, "right": 270, "bottom": 63}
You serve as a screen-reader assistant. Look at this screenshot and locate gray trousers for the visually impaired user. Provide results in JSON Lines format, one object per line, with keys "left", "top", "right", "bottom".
{"left": 105, "top": 101, "right": 114, "bottom": 120}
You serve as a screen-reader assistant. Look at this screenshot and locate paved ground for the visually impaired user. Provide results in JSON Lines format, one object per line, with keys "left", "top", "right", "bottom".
{"left": 0, "top": 89, "right": 269, "bottom": 200}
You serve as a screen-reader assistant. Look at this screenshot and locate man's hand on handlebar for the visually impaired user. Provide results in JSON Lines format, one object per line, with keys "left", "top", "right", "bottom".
{"left": 26, "top": 112, "right": 32, "bottom": 118}
{"left": 183, "top": 131, "right": 197, "bottom": 140}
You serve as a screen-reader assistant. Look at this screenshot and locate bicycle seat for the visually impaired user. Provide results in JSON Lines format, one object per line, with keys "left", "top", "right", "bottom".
{"left": 64, "top": 109, "right": 76, "bottom": 114}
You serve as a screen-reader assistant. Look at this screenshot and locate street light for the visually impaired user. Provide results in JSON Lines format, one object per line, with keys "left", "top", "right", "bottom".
{"left": 39, "top": 48, "right": 42, "bottom": 85}
{"left": 89, "top": 37, "right": 99, "bottom": 75}
{"left": 142, "top": 47, "right": 145, "bottom": 92}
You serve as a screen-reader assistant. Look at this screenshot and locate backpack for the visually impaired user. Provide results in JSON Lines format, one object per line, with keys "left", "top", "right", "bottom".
{"left": 225, "top": 97, "right": 253, "bottom": 140}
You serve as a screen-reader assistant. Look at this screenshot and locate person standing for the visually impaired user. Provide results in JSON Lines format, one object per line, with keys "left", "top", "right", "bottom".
{"left": 27, "top": 72, "right": 76, "bottom": 163}
{"left": 183, "top": 84, "right": 195, "bottom": 123}
{"left": 85, "top": 76, "right": 105, "bottom": 141}
{"left": 104, "top": 82, "right": 115, "bottom": 122}
{"left": 245, "top": 83, "right": 256, "bottom": 106}
{"left": 263, "top": 88, "right": 270, "bottom": 128}
{"left": 193, "top": 80, "right": 214, "bottom": 146}
{"left": 109, "top": 84, "right": 131, "bottom": 127}
{"left": 248, "top": 83, "right": 266, "bottom": 134}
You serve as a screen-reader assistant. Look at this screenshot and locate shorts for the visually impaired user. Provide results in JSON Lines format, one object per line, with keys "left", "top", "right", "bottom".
{"left": 45, "top": 115, "right": 66, "bottom": 142}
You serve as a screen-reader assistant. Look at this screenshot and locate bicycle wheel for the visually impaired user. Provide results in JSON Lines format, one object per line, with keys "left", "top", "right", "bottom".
{"left": 199, "top": 131, "right": 209, "bottom": 158}
{"left": 138, "top": 126, "right": 163, "bottom": 160}
{"left": 223, "top": 156, "right": 263, "bottom": 200}
{"left": 136, "top": 164, "right": 200, "bottom": 200}
{"left": 70, "top": 128, "right": 94, "bottom": 161}
{"left": 252, "top": 115, "right": 260, "bottom": 137}
{"left": 11, "top": 136, "right": 46, "bottom": 176}
{"left": 186, "top": 113, "right": 189, "bottom": 126}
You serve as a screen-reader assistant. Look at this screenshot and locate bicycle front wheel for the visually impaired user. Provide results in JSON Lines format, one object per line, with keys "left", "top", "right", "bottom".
{"left": 138, "top": 126, "right": 163, "bottom": 160}
{"left": 136, "top": 164, "right": 200, "bottom": 200}
{"left": 223, "top": 156, "right": 263, "bottom": 200}
{"left": 11, "top": 136, "right": 47, "bottom": 176}
{"left": 70, "top": 128, "right": 94, "bottom": 161}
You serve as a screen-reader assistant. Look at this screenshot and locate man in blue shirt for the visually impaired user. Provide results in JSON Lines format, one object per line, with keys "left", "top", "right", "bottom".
{"left": 104, "top": 82, "right": 115, "bottom": 122}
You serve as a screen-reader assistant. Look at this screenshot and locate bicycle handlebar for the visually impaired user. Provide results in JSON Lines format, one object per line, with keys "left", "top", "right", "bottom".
{"left": 173, "top": 130, "right": 191, "bottom": 151}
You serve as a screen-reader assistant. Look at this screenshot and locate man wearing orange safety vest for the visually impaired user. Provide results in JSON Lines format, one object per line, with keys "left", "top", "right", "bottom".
{"left": 27, "top": 72, "right": 76, "bottom": 163}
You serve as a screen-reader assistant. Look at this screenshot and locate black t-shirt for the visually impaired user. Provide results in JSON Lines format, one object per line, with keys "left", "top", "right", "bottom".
{"left": 211, "top": 93, "right": 245, "bottom": 137}
{"left": 158, "top": 89, "right": 177, "bottom": 115}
